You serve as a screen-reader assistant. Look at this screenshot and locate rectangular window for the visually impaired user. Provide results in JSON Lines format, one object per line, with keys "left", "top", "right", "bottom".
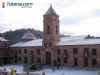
{"left": 64, "top": 49, "right": 67, "bottom": 53}
{"left": 92, "top": 48, "right": 97, "bottom": 55}
{"left": 47, "top": 25, "right": 50, "bottom": 34}
{"left": 56, "top": 25, "right": 58, "bottom": 34}
{"left": 73, "top": 48, "right": 78, "bottom": 54}
{"left": 44, "top": 42, "right": 47, "bottom": 47}
{"left": 31, "top": 50, "right": 33, "bottom": 54}
{"left": 57, "top": 57, "right": 61, "bottom": 63}
{"left": 11, "top": 49, "right": 13, "bottom": 54}
{"left": 15, "top": 50, "right": 17, "bottom": 55}
{"left": 37, "top": 58, "right": 41, "bottom": 63}
{"left": 64, "top": 49, "right": 68, "bottom": 57}
{"left": 37, "top": 49, "right": 40, "bottom": 54}
{"left": 12, "top": 56, "right": 13, "bottom": 60}
{"left": 24, "top": 49, "right": 27, "bottom": 54}
{"left": 49, "top": 42, "right": 52, "bottom": 47}
{"left": 15, "top": 56, "right": 17, "bottom": 63}
{"left": 19, "top": 49, "right": 21, "bottom": 54}
{"left": 19, "top": 57, "right": 21, "bottom": 61}
{"left": 57, "top": 49, "right": 61, "bottom": 55}
{"left": 24, "top": 57, "right": 27, "bottom": 63}
{"left": 84, "top": 48, "right": 89, "bottom": 55}
{"left": 64, "top": 57, "right": 67, "bottom": 63}
{"left": 92, "top": 58, "right": 97, "bottom": 65}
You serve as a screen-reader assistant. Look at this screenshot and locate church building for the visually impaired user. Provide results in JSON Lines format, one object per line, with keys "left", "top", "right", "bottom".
{"left": 8, "top": 5, "right": 100, "bottom": 67}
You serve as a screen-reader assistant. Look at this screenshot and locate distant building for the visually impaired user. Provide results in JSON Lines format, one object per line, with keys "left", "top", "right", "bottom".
{"left": 2, "top": 5, "right": 100, "bottom": 67}
{"left": 0, "top": 37, "right": 9, "bottom": 64}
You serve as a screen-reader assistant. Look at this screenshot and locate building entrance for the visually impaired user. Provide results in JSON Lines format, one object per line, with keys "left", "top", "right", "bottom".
{"left": 84, "top": 57, "right": 88, "bottom": 67}
{"left": 46, "top": 52, "right": 51, "bottom": 65}
{"left": 74, "top": 57, "right": 77, "bottom": 66}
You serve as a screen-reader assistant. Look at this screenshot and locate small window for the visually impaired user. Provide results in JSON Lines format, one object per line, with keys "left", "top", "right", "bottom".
{"left": 73, "top": 48, "right": 78, "bottom": 54}
{"left": 64, "top": 49, "right": 68, "bottom": 57}
{"left": 19, "top": 49, "right": 21, "bottom": 54}
{"left": 15, "top": 50, "right": 17, "bottom": 55}
{"left": 11, "top": 49, "right": 13, "bottom": 54}
{"left": 24, "top": 49, "right": 27, "bottom": 54}
{"left": 37, "top": 58, "right": 41, "bottom": 63}
{"left": 49, "top": 42, "right": 52, "bottom": 47}
{"left": 84, "top": 48, "right": 89, "bottom": 55}
{"left": 64, "top": 57, "right": 67, "bottom": 63}
{"left": 15, "top": 56, "right": 17, "bottom": 63}
{"left": 57, "top": 49, "right": 61, "bottom": 55}
{"left": 64, "top": 49, "right": 67, "bottom": 53}
{"left": 47, "top": 25, "right": 50, "bottom": 34}
{"left": 24, "top": 57, "right": 27, "bottom": 63}
{"left": 92, "top": 58, "right": 97, "bottom": 65}
{"left": 92, "top": 48, "right": 96, "bottom": 55}
{"left": 11, "top": 56, "right": 13, "bottom": 60}
{"left": 37, "top": 49, "right": 40, "bottom": 54}
{"left": 56, "top": 25, "right": 58, "bottom": 34}
{"left": 19, "top": 57, "right": 21, "bottom": 61}
{"left": 44, "top": 42, "right": 47, "bottom": 47}
{"left": 57, "top": 57, "right": 61, "bottom": 64}
{"left": 31, "top": 50, "right": 33, "bottom": 54}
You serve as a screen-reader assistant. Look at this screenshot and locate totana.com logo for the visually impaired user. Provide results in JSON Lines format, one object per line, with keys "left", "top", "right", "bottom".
{"left": 7, "top": 2, "right": 33, "bottom": 8}
{"left": 1, "top": 2, "right": 33, "bottom": 8}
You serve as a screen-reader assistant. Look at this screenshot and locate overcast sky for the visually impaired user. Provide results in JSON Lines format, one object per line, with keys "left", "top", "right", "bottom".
{"left": 0, "top": 0, "right": 100, "bottom": 36}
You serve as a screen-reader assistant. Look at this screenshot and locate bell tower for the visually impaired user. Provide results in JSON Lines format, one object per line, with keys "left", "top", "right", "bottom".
{"left": 43, "top": 5, "right": 60, "bottom": 47}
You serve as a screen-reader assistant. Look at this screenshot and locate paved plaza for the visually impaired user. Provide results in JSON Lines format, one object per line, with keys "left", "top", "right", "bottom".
{"left": 0, "top": 64, "right": 100, "bottom": 75}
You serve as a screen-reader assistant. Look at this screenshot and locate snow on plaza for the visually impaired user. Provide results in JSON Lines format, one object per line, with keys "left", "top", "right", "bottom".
{"left": 0, "top": 64, "right": 100, "bottom": 75}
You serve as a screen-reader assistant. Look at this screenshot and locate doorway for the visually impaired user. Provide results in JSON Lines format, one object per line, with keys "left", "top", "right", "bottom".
{"left": 84, "top": 57, "right": 88, "bottom": 67}
{"left": 74, "top": 57, "right": 77, "bottom": 66}
{"left": 46, "top": 52, "right": 51, "bottom": 65}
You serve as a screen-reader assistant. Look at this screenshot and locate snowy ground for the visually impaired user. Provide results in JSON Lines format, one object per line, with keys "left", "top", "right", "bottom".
{"left": 34, "top": 67, "right": 100, "bottom": 75}
{"left": 0, "top": 64, "right": 100, "bottom": 75}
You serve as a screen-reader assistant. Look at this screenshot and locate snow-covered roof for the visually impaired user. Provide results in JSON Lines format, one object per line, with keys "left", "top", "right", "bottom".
{"left": 10, "top": 35, "right": 100, "bottom": 47}
{"left": 10, "top": 39, "right": 42, "bottom": 47}
{"left": 21, "top": 32, "right": 36, "bottom": 40}
{"left": 57, "top": 35, "right": 100, "bottom": 46}
{"left": 44, "top": 5, "right": 57, "bottom": 15}
{"left": 0, "top": 37, "right": 8, "bottom": 41}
